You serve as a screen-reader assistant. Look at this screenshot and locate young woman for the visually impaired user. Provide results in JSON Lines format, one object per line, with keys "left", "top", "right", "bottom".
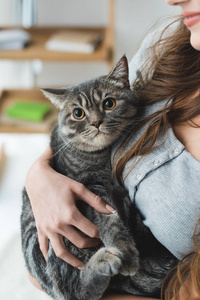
{"left": 26, "top": 0, "right": 200, "bottom": 299}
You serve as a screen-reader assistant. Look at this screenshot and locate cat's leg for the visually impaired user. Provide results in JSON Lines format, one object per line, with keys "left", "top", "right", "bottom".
{"left": 43, "top": 216, "right": 138, "bottom": 299}
{"left": 46, "top": 245, "right": 120, "bottom": 300}
{"left": 97, "top": 212, "right": 140, "bottom": 277}
{"left": 77, "top": 247, "right": 123, "bottom": 299}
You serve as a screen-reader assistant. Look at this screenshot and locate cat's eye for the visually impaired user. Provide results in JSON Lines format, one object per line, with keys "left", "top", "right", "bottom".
{"left": 73, "top": 108, "right": 85, "bottom": 120}
{"left": 103, "top": 98, "right": 116, "bottom": 110}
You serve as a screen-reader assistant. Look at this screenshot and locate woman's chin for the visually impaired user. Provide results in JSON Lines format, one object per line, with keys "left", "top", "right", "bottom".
{"left": 190, "top": 32, "right": 200, "bottom": 51}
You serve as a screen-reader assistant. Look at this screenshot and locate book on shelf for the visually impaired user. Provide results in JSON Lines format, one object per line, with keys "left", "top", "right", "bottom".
{"left": 45, "top": 29, "right": 103, "bottom": 53}
{"left": 0, "top": 29, "right": 30, "bottom": 50}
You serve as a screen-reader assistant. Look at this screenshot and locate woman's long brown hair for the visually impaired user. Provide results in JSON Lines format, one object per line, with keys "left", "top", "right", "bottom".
{"left": 113, "top": 17, "right": 200, "bottom": 299}
{"left": 163, "top": 219, "right": 200, "bottom": 299}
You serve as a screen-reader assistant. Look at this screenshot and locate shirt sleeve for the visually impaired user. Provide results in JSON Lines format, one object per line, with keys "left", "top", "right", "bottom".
{"left": 134, "top": 150, "right": 200, "bottom": 259}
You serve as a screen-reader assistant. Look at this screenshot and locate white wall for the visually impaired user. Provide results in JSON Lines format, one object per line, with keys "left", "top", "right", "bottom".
{"left": 115, "top": 0, "right": 181, "bottom": 59}
{"left": 0, "top": 0, "right": 181, "bottom": 89}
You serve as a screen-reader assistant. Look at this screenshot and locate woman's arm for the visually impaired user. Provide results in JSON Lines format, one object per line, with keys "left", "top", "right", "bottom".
{"left": 100, "top": 295, "right": 157, "bottom": 300}
{"left": 177, "top": 276, "right": 199, "bottom": 300}
{"left": 25, "top": 146, "right": 115, "bottom": 268}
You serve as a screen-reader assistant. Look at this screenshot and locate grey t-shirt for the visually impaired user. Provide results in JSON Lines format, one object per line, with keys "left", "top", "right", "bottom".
{"left": 113, "top": 27, "right": 200, "bottom": 260}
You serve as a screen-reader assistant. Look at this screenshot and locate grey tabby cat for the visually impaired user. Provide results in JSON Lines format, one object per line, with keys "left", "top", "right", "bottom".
{"left": 21, "top": 56, "right": 178, "bottom": 300}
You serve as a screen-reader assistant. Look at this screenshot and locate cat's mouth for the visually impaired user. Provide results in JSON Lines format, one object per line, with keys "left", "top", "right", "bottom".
{"left": 79, "top": 128, "right": 116, "bottom": 151}
{"left": 94, "top": 129, "right": 101, "bottom": 135}
{"left": 93, "top": 129, "right": 107, "bottom": 138}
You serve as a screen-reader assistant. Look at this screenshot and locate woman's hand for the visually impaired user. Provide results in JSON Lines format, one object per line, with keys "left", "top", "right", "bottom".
{"left": 25, "top": 146, "right": 115, "bottom": 269}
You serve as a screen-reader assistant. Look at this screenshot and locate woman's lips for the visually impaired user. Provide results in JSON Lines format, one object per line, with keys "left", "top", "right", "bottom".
{"left": 184, "top": 12, "right": 200, "bottom": 27}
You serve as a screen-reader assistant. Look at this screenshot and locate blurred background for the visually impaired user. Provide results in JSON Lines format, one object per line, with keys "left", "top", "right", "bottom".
{"left": 0, "top": 1, "right": 180, "bottom": 299}
{"left": 0, "top": 0, "right": 180, "bottom": 89}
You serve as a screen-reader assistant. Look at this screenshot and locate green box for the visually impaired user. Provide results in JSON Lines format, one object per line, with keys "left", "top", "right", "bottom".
{"left": 5, "top": 100, "right": 51, "bottom": 122}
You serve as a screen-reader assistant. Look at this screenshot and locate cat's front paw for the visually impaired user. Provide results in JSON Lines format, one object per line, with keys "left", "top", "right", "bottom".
{"left": 119, "top": 244, "right": 139, "bottom": 276}
{"left": 94, "top": 247, "right": 123, "bottom": 276}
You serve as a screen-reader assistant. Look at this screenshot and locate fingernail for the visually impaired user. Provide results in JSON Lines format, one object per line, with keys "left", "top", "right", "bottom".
{"left": 106, "top": 204, "right": 116, "bottom": 213}
{"left": 95, "top": 232, "right": 100, "bottom": 239}
{"left": 78, "top": 266, "right": 83, "bottom": 271}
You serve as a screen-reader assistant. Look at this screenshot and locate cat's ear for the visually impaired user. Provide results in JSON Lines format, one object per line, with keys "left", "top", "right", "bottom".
{"left": 107, "top": 55, "right": 130, "bottom": 88}
{"left": 40, "top": 88, "right": 67, "bottom": 110}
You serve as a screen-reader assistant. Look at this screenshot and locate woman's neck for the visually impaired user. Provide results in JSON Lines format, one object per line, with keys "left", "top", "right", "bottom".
{"left": 173, "top": 115, "right": 200, "bottom": 162}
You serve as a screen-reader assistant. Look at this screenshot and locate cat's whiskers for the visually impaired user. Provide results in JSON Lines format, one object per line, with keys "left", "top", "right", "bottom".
{"left": 81, "top": 128, "right": 98, "bottom": 139}
{"left": 106, "top": 124, "right": 135, "bottom": 137}
{"left": 50, "top": 126, "right": 62, "bottom": 138}
{"left": 52, "top": 140, "right": 74, "bottom": 159}
{"left": 54, "top": 140, "right": 83, "bottom": 165}
{"left": 51, "top": 143, "right": 68, "bottom": 159}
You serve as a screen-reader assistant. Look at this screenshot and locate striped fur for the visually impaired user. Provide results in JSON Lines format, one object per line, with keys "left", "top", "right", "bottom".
{"left": 21, "top": 56, "right": 178, "bottom": 300}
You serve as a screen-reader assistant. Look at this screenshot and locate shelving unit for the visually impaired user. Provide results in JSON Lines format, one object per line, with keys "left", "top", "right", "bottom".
{"left": 0, "top": 0, "right": 115, "bottom": 133}
{"left": 0, "top": 26, "right": 113, "bottom": 63}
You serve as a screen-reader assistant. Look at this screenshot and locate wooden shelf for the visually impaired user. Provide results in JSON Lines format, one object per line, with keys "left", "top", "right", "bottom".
{"left": 0, "top": 26, "right": 113, "bottom": 62}
{"left": 0, "top": 89, "right": 58, "bottom": 133}
{"left": 0, "top": 0, "right": 115, "bottom": 133}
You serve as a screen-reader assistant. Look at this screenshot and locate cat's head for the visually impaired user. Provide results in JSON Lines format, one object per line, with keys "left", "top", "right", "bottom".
{"left": 41, "top": 56, "right": 138, "bottom": 152}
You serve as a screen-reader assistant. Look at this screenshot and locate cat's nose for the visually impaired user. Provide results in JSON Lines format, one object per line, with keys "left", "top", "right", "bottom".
{"left": 91, "top": 120, "right": 103, "bottom": 129}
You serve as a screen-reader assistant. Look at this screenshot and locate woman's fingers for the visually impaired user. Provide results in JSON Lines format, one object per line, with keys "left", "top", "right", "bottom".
{"left": 50, "top": 233, "right": 85, "bottom": 269}
{"left": 38, "top": 225, "right": 100, "bottom": 265}
{"left": 68, "top": 207, "right": 100, "bottom": 238}
{"left": 59, "top": 225, "right": 101, "bottom": 249}
{"left": 38, "top": 231, "right": 49, "bottom": 260}
{"left": 49, "top": 204, "right": 100, "bottom": 239}
{"left": 72, "top": 182, "right": 115, "bottom": 214}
